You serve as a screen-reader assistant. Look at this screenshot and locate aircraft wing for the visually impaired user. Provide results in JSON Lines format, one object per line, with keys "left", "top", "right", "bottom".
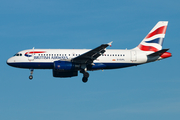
{"left": 71, "top": 41, "right": 113, "bottom": 64}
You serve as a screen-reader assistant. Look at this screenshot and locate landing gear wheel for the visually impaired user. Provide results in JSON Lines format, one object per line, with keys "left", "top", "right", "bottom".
{"left": 82, "top": 72, "right": 89, "bottom": 83}
{"left": 82, "top": 77, "right": 88, "bottom": 83}
{"left": 80, "top": 67, "right": 89, "bottom": 83}
{"left": 29, "top": 69, "right": 34, "bottom": 80}
{"left": 29, "top": 75, "right": 33, "bottom": 80}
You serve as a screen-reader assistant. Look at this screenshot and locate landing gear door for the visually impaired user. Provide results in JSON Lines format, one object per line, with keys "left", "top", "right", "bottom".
{"left": 131, "top": 51, "right": 137, "bottom": 62}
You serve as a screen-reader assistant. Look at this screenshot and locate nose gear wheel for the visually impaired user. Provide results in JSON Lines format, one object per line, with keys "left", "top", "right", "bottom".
{"left": 29, "top": 69, "right": 34, "bottom": 80}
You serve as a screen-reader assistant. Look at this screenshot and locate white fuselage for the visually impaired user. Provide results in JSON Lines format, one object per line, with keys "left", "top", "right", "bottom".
{"left": 7, "top": 49, "right": 149, "bottom": 70}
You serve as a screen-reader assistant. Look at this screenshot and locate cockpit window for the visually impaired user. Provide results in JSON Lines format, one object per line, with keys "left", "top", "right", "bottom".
{"left": 14, "top": 53, "right": 22, "bottom": 56}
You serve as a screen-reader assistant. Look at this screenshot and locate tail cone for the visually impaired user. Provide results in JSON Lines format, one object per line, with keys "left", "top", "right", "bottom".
{"left": 160, "top": 52, "right": 172, "bottom": 58}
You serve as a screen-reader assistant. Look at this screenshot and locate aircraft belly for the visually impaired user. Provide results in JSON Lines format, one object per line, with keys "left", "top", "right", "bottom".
{"left": 90, "top": 62, "right": 139, "bottom": 70}
{"left": 7, "top": 62, "right": 54, "bottom": 69}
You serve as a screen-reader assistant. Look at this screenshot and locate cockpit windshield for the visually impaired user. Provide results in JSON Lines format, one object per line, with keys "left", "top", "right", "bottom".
{"left": 14, "top": 53, "right": 22, "bottom": 56}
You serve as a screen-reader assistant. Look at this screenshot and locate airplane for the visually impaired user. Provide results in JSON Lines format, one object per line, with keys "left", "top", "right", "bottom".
{"left": 7, "top": 21, "right": 172, "bottom": 83}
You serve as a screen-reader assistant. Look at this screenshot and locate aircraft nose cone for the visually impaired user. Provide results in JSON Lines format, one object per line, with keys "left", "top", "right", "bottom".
{"left": 7, "top": 59, "right": 10, "bottom": 66}
{"left": 6, "top": 57, "right": 13, "bottom": 66}
{"left": 6, "top": 60, "right": 9, "bottom": 65}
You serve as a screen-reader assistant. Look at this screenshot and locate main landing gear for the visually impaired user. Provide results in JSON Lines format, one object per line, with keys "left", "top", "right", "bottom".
{"left": 29, "top": 69, "right": 34, "bottom": 80}
{"left": 82, "top": 72, "right": 89, "bottom": 83}
{"left": 80, "top": 69, "right": 89, "bottom": 83}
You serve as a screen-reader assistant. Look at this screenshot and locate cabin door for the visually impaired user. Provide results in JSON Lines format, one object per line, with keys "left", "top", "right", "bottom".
{"left": 131, "top": 51, "right": 137, "bottom": 62}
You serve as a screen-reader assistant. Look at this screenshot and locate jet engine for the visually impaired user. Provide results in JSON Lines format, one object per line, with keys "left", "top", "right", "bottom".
{"left": 53, "top": 61, "right": 78, "bottom": 77}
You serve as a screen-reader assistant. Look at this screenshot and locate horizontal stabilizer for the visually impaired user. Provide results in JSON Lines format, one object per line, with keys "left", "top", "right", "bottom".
{"left": 148, "top": 49, "right": 169, "bottom": 57}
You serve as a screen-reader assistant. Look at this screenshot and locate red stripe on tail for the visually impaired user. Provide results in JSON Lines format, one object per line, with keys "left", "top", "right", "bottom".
{"left": 138, "top": 44, "right": 158, "bottom": 52}
{"left": 145, "top": 26, "right": 167, "bottom": 39}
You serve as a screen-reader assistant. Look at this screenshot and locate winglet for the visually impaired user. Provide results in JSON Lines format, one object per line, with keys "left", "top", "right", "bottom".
{"left": 108, "top": 41, "right": 113, "bottom": 47}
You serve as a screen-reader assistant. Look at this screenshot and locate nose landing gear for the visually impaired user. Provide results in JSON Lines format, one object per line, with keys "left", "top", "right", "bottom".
{"left": 29, "top": 69, "right": 34, "bottom": 80}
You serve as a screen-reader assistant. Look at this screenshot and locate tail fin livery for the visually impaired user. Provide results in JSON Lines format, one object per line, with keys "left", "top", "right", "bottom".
{"left": 137, "top": 21, "right": 168, "bottom": 52}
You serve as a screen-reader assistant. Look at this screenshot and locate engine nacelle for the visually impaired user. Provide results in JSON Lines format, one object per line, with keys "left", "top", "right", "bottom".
{"left": 54, "top": 61, "right": 75, "bottom": 70}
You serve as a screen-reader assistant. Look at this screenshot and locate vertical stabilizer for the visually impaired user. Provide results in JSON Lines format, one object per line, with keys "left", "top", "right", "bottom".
{"left": 136, "top": 21, "right": 168, "bottom": 52}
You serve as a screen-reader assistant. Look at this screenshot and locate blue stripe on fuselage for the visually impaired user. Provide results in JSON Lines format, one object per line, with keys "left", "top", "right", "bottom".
{"left": 7, "top": 62, "right": 139, "bottom": 70}
{"left": 90, "top": 63, "right": 138, "bottom": 70}
{"left": 7, "top": 62, "right": 54, "bottom": 69}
